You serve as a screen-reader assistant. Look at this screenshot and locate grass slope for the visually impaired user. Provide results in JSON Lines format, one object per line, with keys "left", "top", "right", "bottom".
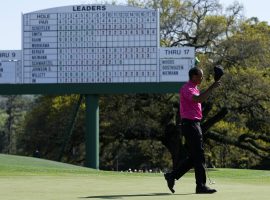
{"left": 0, "top": 154, "right": 95, "bottom": 176}
{"left": 0, "top": 154, "right": 270, "bottom": 200}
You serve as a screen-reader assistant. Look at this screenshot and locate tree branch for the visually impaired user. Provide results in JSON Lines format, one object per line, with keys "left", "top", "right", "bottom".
{"left": 205, "top": 131, "right": 269, "bottom": 158}
{"left": 201, "top": 107, "right": 228, "bottom": 133}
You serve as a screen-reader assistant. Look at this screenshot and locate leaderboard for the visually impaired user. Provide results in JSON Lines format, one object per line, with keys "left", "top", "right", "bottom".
{"left": 0, "top": 50, "right": 22, "bottom": 84}
{"left": 23, "top": 5, "right": 160, "bottom": 84}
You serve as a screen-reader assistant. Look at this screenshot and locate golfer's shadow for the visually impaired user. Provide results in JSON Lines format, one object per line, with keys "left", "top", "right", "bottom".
{"left": 80, "top": 192, "right": 193, "bottom": 199}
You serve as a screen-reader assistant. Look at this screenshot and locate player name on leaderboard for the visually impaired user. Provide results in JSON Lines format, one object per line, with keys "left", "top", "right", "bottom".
{"left": 23, "top": 5, "right": 159, "bottom": 84}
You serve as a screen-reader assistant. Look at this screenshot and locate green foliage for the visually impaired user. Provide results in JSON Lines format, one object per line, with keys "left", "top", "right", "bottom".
{"left": 100, "top": 139, "right": 171, "bottom": 171}
{"left": 17, "top": 95, "right": 85, "bottom": 161}
{"left": 99, "top": 94, "right": 178, "bottom": 170}
{"left": 206, "top": 121, "right": 260, "bottom": 168}
{"left": 214, "top": 19, "right": 270, "bottom": 67}
{"left": 0, "top": 95, "right": 33, "bottom": 154}
{"left": 201, "top": 65, "right": 270, "bottom": 167}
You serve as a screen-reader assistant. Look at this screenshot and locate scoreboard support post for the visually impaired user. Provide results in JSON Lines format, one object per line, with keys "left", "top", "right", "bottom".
{"left": 85, "top": 94, "right": 99, "bottom": 169}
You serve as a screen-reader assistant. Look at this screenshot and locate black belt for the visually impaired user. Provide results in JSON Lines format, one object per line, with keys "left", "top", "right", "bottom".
{"left": 181, "top": 118, "right": 201, "bottom": 123}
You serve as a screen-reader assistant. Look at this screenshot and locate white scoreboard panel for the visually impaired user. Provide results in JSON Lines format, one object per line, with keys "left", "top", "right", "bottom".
{"left": 0, "top": 61, "right": 22, "bottom": 83}
{"left": 0, "top": 50, "right": 22, "bottom": 84}
{"left": 0, "top": 50, "right": 21, "bottom": 61}
{"left": 159, "top": 47, "right": 194, "bottom": 82}
{"left": 23, "top": 5, "right": 159, "bottom": 84}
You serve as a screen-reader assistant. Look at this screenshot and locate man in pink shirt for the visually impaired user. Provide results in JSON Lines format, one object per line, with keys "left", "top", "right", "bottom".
{"left": 164, "top": 67, "right": 221, "bottom": 194}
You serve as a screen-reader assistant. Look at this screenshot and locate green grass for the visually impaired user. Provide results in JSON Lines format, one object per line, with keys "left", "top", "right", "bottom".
{"left": 0, "top": 154, "right": 95, "bottom": 176}
{"left": 0, "top": 154, "right": 270, "bottom": 200}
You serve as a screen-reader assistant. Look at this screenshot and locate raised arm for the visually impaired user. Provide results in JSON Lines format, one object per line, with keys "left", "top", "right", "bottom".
{"left": 192, "top": 81, "right": 221, "bottom": 103}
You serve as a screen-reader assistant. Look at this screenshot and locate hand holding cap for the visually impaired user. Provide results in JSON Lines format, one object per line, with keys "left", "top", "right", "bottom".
{"left": 214, "top": 65, "right": 224, "bottom": 81}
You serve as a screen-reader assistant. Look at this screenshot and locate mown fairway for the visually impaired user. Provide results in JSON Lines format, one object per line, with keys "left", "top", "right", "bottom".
{"left": 0, "top": 154, "right": 269, "bottom": 200}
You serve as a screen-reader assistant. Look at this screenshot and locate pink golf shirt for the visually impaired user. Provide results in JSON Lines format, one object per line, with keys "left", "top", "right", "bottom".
{"left": 180, "top": 81, "right": 202, "bottom": 120}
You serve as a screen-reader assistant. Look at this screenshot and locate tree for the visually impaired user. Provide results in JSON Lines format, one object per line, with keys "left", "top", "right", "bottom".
{"left": 17, "top": 95, "right": 85, "bottom": 161}
{"left": 0, "top": 95, "right": 33, "bottom": 154}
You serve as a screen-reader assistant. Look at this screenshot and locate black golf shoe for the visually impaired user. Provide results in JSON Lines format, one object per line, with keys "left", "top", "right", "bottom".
{"left": 164, "top": 173, "right": 175, "bottom": 193}
{"left": 196, "top": 185, "right": 217, "bottom": 194}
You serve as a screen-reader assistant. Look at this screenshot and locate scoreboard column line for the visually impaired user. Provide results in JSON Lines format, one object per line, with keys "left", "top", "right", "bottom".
{"left": 56, "top": 12, "right": 59, "bottom": 83}
{"left": 157, "top": 10, "right": 160, "bottom": 82}
{"left": 105, "top": 11, "right": 108, "bottom": 83}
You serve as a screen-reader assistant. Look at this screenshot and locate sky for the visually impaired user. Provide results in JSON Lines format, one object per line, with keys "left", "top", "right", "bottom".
{"left": 0, "top": 0, "right": 269, "bottom": 50}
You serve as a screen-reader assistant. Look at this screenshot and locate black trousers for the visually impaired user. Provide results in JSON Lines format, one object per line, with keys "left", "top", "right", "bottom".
{"left": 171, "top": 119, "right": 206, "bottom": 187}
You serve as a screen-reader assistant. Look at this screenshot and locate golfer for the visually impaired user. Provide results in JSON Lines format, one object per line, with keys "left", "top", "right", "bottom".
{"left": 164, "top": 66, "right": 221, "bottom": 194}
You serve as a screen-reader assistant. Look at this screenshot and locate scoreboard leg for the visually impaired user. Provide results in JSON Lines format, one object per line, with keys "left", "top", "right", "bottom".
{"left": 85, "top": 94, "right": 99, "bottom": 169}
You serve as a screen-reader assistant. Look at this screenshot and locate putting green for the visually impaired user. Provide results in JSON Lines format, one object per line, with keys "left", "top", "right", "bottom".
{"left": 0, "top": 154, "right": 269, "bottom": 200}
